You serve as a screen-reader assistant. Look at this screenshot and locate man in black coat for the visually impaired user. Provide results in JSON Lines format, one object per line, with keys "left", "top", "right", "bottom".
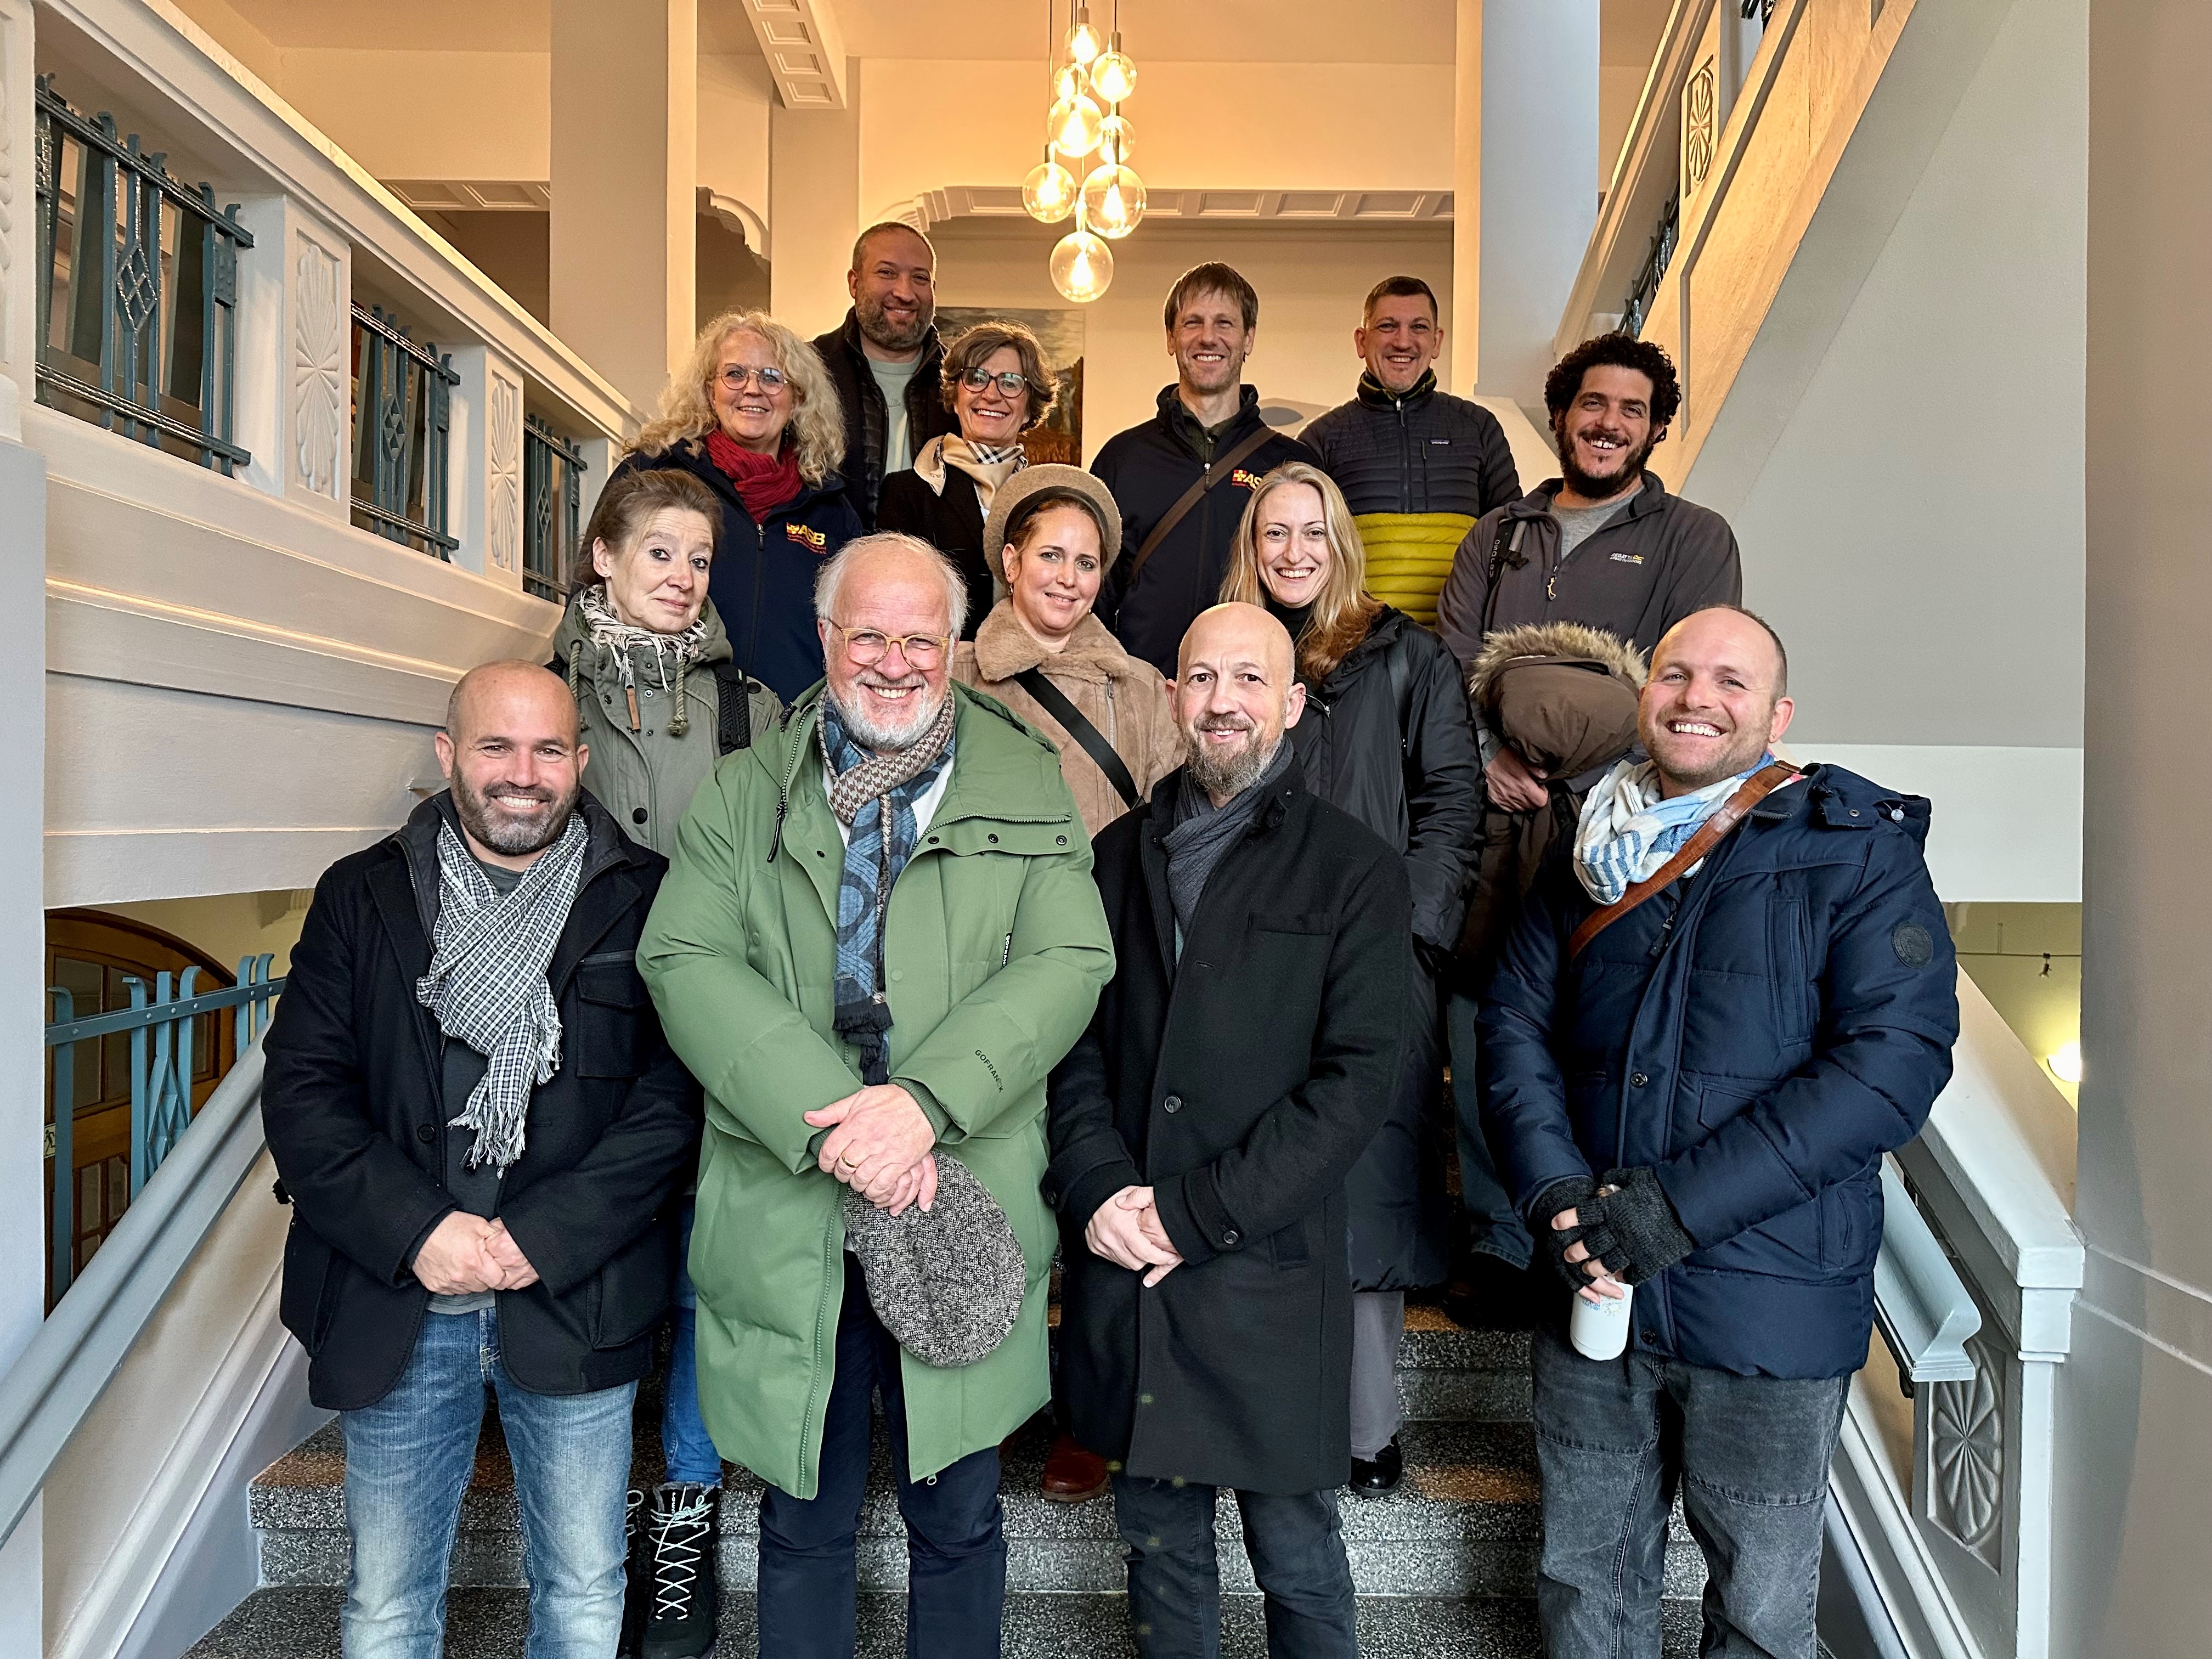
{"left": 263, "top": 661, "right": 700, "bottom": 1658}
{"left": 809, "top": 221, "right": 958, "bottom": 528}
{"left": 1090, "top": 262, "right": 1316, "bottom": 676}
{"left": 1047, "top": 603, "right": 1412, "bottom": 1659}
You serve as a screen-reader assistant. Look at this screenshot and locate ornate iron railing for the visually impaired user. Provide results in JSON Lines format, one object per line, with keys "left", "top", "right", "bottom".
{"left": 1622, "top": 190, "right": 1680, "bottom": 338}
{"left": 44, "top": 955, "right": 283, "bottom": 1306}
{"left": 350, "top": 304, "right": 459, "bottom": 559}
{"left": 524, "top": 414, "right": 585, "bottom": 601}
{"left": 31, "top": 77, "right": 252, "bottom": 473}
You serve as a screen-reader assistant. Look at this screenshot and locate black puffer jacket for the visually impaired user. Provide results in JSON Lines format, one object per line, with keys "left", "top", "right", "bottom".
{"left": 1301, "top": 371, "right": 1521, "bottom": 520}
{"left": 1285, "top": 607, "right": 1482, "bottom": 1291}
{"left": 810, "top": 309, "right": 958, "bottom": 528}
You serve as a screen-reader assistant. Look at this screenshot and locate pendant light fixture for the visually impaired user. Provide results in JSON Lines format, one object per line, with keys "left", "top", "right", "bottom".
{"left": 1030, "top": 0, "right": 1143, "bottom": 301}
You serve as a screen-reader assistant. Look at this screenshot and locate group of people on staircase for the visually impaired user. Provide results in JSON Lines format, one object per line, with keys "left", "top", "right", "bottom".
{"left": 259, "top": 223, "right": 1961, "bottom": 1659}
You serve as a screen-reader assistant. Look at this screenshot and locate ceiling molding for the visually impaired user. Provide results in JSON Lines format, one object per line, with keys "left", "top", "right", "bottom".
{"left": 738, "top": 0, "right": 848, "bottom": 109}
{"left": 888, "top": 186, "right": 1454, "bottom": 232}
{"left": 386, "top": 180, "right": 552, "bottom": 214}
{"left": 698, "top": 188, "right": 771, "bottom": 257}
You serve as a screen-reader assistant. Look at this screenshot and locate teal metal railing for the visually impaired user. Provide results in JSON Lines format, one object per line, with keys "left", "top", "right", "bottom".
{"left": 44, "top": 955, "right": 283, "bottom": 1306}
{"left": 351, "top": 303, "right": 459, "bottom": 559}
{"left": 31, "top": 76, "right": 252, "bottom": 473}
{"left": 524, "top": 413, "right": 585, "bottom": 601}
{"left": 1622, "top": 190, "right": 1679, "bottom": 339}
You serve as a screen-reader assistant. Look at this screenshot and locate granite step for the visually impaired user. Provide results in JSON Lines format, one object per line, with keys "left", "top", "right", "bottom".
{"left": 187, "top": 1587, "right": 1707, "bottom": 1658}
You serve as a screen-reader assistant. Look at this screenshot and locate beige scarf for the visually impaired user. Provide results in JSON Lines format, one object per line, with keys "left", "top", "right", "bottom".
{"left": 919, "top": 433, "right": 1026, "bottom": 514}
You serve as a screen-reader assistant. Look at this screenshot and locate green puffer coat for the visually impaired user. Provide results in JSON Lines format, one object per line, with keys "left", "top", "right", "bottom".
{"left": 638, "top": 681, "right": 1116, "bottom": 1495}
{"left": 551, "top": 591, "right": 784, "bottom": 858}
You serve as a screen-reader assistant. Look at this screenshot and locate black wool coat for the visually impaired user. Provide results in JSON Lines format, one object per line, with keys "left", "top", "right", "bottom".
{"left": 875, "top": 465, "right": 994, "bottom": 639}
{"left": 810, "top": 309, "right": 958, "bottom": 528}
{"left": 1045, "top": 764, "right": 1413, "bottom": 1494}
{"left": 263, "top": 793, "right": 702, "bottom": 1410}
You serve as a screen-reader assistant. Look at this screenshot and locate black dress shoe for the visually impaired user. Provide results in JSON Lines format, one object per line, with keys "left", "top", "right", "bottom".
{"left": 1348, "top": 1437, "right": 1404, "bottom": 1498}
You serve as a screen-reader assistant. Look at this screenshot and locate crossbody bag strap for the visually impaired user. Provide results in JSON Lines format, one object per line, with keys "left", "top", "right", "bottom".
{"left": 1124, "top": 424, "right": 1280, "bottom": 589}
{"left": 1566, "top": 761, "right": 1801, "bottom": 961}
{"left": 1013, "top": 668, "right": 1141, "bottom": 810}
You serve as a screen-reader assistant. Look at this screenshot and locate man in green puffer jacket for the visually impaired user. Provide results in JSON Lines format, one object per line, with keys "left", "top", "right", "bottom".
{"left": 637, "top": 531, "right": 1114, "bottom": 1659}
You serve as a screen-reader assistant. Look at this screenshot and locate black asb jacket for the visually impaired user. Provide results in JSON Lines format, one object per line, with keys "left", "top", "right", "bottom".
{"left": 263, "top": 793, "right": 702, "bottom": 1410}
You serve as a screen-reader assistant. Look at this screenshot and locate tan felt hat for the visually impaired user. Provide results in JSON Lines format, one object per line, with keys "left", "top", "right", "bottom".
{"left": 982, "top": 464, "right": 1125, "bottom": 580}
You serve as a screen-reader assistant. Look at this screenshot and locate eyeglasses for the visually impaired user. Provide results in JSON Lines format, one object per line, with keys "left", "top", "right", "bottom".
{"left": 827, "top": 621, "right": 949, "bottom": 669}
{"left": 719, "top": 365, "right": 788, "bottom": 392}
{"left": 960, "top": 368, "right": 1029, "bottom": 399}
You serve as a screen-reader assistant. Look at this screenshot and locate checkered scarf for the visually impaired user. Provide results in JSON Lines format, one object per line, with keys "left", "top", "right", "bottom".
{"left": 414, "top": 812, "right": 589, "bottom": 1172}
{"left": 817, "top": 695, "right": 955, "bottom": 1084}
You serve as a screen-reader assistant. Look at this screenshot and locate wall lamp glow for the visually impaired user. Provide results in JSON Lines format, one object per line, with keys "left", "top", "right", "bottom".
{"left": 2045, "top": 1041, "right": 2083, "bottom": 1086}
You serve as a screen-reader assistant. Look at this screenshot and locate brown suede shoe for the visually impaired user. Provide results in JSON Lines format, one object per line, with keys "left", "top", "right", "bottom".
{"left": 1040, "top": 1434, "right": 1110, "bottom": 1503}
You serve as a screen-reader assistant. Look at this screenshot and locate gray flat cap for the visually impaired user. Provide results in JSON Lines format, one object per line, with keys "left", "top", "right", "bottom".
{"left": 840, "top": 1153, "right": 1028, "bottom": 1369}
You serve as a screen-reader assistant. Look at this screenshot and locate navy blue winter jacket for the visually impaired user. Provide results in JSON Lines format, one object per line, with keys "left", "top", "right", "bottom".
{"left": 609, "top": 443, "right": 864, "bottom": 705}
{"left": 1477, "top": 765, "right": 1960, "bottom": 1380}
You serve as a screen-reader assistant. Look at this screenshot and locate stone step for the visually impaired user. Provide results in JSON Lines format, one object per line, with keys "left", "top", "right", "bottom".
{"left": 251, "top": 1415, "right": 1703, "bottom": 1601}
{"left": 188, "top": 1587, "right": 1706, "bottom": 1658}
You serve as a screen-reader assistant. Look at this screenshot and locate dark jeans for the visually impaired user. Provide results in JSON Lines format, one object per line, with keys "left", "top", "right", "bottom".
{"left": 1530, "top": 1324, "right": 1851, "bottom": 1658}
{"left": 757, "top": 1257, "right": 1007, "bottom": 1658}
{"left": 1111, "top": 1475, "right": 1357, "bottom": 1659}
{"left": 1446, "top": 987, "right": 1533, "bottom": 1269}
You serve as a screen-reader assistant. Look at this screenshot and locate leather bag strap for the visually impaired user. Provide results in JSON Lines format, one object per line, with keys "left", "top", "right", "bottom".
{"left": 1013, "top": 667, "right": 1141, "bottom": 810}
{"left": 1567, "top": 761, "right": 1800, "bottom": 961}
{"left": 1124, "top": 424, "right": 1280, "bottom": 587}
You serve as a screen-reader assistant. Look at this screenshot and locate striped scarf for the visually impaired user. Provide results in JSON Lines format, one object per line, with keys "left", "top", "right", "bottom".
{"left": 817, "top": 695, "right": 956, "bottom": 1084}
{"left": 1573, "top": 754, "right": 1771, "bottom": 907}
{"left": 415, "top": 813, "right": 589, "bottom": 1172}
{"left": 936, "top": 435, "right": 1026, "bottom": 513}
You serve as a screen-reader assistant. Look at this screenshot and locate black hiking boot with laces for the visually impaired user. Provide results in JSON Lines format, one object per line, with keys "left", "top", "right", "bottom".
{"left": 641, "top": 1481, "right": 720, "bottom": 1658}
{"left": 618, "top": 1488, "right": 647, "bottom": 1656}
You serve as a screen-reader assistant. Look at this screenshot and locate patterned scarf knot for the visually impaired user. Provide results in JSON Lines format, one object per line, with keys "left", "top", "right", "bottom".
{"left": 1573, "top": 754, "right": 1773, "bottom": 906}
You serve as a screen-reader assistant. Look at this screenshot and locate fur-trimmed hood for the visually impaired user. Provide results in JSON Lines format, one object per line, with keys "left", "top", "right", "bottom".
{"left": 1464, "top": 619, "right": 1646, "bottom": 709}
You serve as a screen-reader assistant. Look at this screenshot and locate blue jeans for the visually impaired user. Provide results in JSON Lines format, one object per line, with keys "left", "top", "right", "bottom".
{"left": 1111, "top": 1476, "right": 1357, "bottom": 1659}
{"left": 757, "top": 1256, "right": 1007, "bottom": 1658}
{"left": 1529, "top": 1324, "right": 1850, "bottom": 1658}
{"left": 340, "top": 1306, "right": 636, "bottom": 1659}
{"left": 1447, "top": 986, "right": 1533, "bottom": 1269}
{"left": 662, "top": 1199, "right": 723, "bottom": 1486}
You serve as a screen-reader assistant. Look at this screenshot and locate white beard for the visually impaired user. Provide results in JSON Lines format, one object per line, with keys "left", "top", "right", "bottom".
{"left": 831, "top": 681, "right": 946, "bottom": 752}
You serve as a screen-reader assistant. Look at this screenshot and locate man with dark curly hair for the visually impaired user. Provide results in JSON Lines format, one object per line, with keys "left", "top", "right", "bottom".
{"left": 1432, "top": 333, "right": 1742, "bottom": 1323}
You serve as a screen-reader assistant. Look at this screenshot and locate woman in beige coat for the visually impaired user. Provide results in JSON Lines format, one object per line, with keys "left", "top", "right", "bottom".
{"left": 953, "top": 466, "right": 1181, "bottom": 841}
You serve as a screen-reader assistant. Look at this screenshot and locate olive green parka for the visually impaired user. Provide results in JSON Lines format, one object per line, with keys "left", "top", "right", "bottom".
{"left": 637, "top": 681, "right": 1115, "bottom": 1495}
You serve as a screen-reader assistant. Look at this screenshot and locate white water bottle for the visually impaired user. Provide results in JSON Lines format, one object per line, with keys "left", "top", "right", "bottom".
{"left": 1570, "top": 1278, "right": 1633, "bottom": 1360}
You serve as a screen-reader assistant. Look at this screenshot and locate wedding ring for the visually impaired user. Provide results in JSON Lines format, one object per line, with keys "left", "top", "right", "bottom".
{"left": 839, "top": 1152, "right": 863, "bottom": 1169}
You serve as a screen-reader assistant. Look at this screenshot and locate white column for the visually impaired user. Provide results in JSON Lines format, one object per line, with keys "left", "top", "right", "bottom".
{"left": 550, "top": 0, "right": 698, "bottom": 417}
{"left": 231, "top": 195, "right": 352, "bottom": 523}
{"left": 0, "top": 12, "right": 45, "bottom": 1640}
{"left": 448, "top": 345, "right": 526, "bottom": 589}
{"left": 1455, "top": 0, "right": 1600, "bottom": 407}
{"left": 768, "top": 57, "right": 862, "bottom": 339}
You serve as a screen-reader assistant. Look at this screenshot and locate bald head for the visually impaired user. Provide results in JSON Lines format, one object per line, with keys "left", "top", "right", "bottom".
{"left": 1171, "top": 603, "right": 1306, "bottom": 806}
{"left": 436, "top": 661, "right": 589, "bottom": 865}
{"left": 1639, "top": 607, "right": 1795, "bottom": 798}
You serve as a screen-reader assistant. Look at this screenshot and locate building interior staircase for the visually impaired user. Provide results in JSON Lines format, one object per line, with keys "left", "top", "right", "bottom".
{"left": 190, "top": 1297, "right": 1707, "bottom": 1657}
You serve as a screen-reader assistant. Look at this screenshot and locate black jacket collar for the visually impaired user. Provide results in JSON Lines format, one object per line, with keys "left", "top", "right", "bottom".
{"left": 1355, "top": 369, "right": 1437, "bottom": 411}
{"left": 656, "top": 437, "right": 849, "bottom": 520}
{"left": 1155, "top": 382, "right": 1266, "bottom": 458}
{"left": 835, "top": 307, "right": 944, "bottom": 376}
{"left": 1505, "top": 470, "right": 1671, "bottom": 526}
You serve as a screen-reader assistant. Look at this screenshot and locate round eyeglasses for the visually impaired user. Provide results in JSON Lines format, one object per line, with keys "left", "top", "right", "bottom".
{"left": 720, "top": 365, "right": 788, "bottom": 392}
{"left": 960, "top": 368, "right": 1030, "bottom": 399}
{"left": 827, "top": 622, "right": 949, "bottom": 669}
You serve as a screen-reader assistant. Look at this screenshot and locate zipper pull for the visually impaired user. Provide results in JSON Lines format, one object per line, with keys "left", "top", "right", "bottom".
{"left": 1002, "top": 932, "right": 1014, "bottom": 967}
{"left": 625, "top": 685, "right": 641, "bottom": 732}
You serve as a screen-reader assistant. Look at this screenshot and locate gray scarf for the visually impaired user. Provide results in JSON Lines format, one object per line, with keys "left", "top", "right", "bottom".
{"left": 1161, "top": 737, "right": 1295, "bottom": 952}
{"left": 414, "top": 812, "right": 589, "bottom": 1172}
{"left": 569, "top": 583, "right": 710, "bottom": 737}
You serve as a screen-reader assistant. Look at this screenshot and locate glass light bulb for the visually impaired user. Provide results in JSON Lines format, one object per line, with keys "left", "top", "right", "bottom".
{"left": 1097, "top": 114, "right": 1135, "bottom": 165}
{"left": 2047, "top": 1040, "right": 2084, "bottom": 1085}
{"left": 1047, "top": 92, "right": 1104, "bottom": 158}
{"left": 1050, "top": 227, "right": 1114, "bottom": 303}
{"left": 1053, "top": 61, "right": 1087, "bottom": 103}
{"left": 1023, "top": 156, "right": 1078, "bottom": 222}
{"left": 1066, "top": 7, "right": 1103, "bottom": 65}
{"left": 1080, "top": 163, "right": 1146, "bottom": 239}
{"left": 1090, "top": 45, "right": 1137, "bottom": 103}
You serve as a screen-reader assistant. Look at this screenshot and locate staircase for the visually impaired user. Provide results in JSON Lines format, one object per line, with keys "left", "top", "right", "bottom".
{"left": 191, "top": 1302, "right": 1705, "bottom": 1656}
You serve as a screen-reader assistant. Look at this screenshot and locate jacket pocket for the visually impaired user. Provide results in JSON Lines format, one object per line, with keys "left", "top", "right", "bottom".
{"left": 575, "top": 957, "right": 647, "bottom": 1077}
{"left": 592, "top": 1223, "right": 675, "bottom": 1350}
{"left": 1267, "top": 1217, "right": 1311, "bottom": 1271}
{"left": 1768, "top": 896, "right": 1813, "bottom": 1046}
{"left": 280, "top": 1220, "right": 343, "bottom": 1355}
{"left": 1695, "top": 1081, "right": 1759, "bottom": 1132}
{"left": 1822, "top": 1167, "right": 1882, "bottom": 1274}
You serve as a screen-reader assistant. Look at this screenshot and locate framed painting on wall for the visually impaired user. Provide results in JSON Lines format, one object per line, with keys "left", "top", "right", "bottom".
{"left": 935, "top": 307, "right": 1086, "bottom": 465}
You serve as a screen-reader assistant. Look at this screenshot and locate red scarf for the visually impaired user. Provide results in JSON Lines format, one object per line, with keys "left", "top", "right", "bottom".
{"left": 704, "top": 429, "right": 804, "bottom": 523}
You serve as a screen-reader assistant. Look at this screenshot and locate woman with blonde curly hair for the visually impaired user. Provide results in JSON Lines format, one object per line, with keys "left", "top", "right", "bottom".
{"left": 611, "top": 309, "right": 864, "bottom": 702}
{"left": 1222, "top": 459, "right": 1481, "bottom": 1500}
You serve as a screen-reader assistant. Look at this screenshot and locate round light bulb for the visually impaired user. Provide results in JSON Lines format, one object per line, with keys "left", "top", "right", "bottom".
{"left": 1022, "top": 156, "right": 1078, "bottom": 223}
{"left": 1090, "top": 44, "right": 1137, "bottom": 103}
{"left": 1047, "top": 92, "right": 1104, "bottom": 158}
{"left": 1097, "top": 113, "right": 1135, "bottom": 165}
{"left": 1050, "top": 227, "right": 1114, "bottom": 302}
{"left": 1080, "top": 163, "right": 1146, "bottom": 239}
{"left": 2047, "top": 1040, "right": 2084, "bottom": 1085}
{"left": 1065, "top": 7, "right": 1103, "bottom": 65}
{"left": 1053, "top": 61, "right": 1087, "bottom": 103}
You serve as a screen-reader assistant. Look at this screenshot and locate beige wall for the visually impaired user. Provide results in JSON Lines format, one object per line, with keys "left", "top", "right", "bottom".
{"left": 930, "top": 221, "right": 1454, "bottom": 461}
{"left": 2063, "top": 1, "right": 2212, "bottom": 1654}
{"left": 100, "top": 891, "right": 313, "bottom": 982}
{"left": 1948, "top": 902, "right": 2080, "bottom": 1107}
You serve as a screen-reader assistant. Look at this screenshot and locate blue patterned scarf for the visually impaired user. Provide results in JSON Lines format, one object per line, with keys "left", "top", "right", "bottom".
{"left": 816, "top": 695, "right": 956, "bottom": 1083}
{"left": 1573, "top": 753, "right": 1773, "bottom": 906}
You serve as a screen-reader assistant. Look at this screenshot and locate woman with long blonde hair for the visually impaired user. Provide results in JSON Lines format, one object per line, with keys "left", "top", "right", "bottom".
{"left": 1222, "top": 459, "right": 1482, "bottom": 1498}
{"left": 611, "top": 309, "right": 864, "bottom": 702}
